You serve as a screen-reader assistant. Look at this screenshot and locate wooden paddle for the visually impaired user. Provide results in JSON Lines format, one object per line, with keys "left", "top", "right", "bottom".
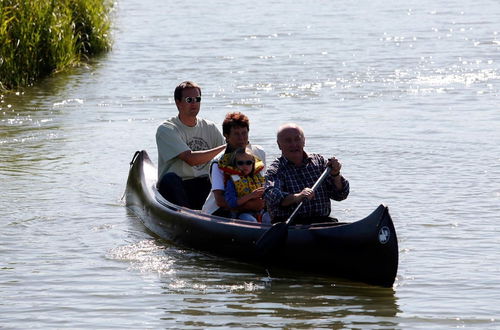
{"left": 255, "top": 166, "right": 333, "bottom": 255}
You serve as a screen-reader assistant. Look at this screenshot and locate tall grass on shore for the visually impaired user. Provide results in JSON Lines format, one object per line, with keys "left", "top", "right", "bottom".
{"left": 0, "top": 0, "right": 112, "bottom": 90}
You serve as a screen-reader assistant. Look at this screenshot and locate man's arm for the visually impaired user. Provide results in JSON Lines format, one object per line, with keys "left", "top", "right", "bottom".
{"left": 279, "top": 189, "right": 314, "bottom": 206}
{"left": 264, "top": 162, "right": 313, "bottom": 208}
{"left": 327, "top": 176, "right": 350, "bottom": 201}
{"left": 263, "top": 168, "right": 287, "bottom": 210}
{"left": 325, "top": 155, "right": 349, "bottom": 201}
{"left": 177, "top": 145, "right": 225, "bottom": 166}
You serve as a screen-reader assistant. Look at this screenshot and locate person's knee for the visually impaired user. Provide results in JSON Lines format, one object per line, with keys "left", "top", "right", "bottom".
{"left": 157, "top": 172, "right": 185, "bottom": 201}
{"left": 238, "top": 213, "right": 257, "bottom": 222}
{"left": 158, "top": 172, "right": 182, "bottom": 190}
{"left": 261, "top": 212, "right": 271, "bottom": 225}
{"left": 183, "top": 176, "right": 211, "bottom": 210}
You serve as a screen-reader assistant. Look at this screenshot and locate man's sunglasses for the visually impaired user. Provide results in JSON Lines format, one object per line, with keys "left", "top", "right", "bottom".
{"left": 184, "top": 96, "right": 201, "bottom": 104}
{"left": 236, "top": 160, "right": 254, "bottom": 166}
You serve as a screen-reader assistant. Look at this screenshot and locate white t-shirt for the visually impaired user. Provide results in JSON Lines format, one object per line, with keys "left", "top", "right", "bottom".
{"left": 156, "top": 116, "right": 225, "bottom": 180}
{"left": 202, "top": 144, "right": 266, "bottom": 214}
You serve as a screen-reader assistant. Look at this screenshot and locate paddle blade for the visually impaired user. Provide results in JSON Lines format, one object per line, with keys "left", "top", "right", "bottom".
{"left": 255, "top": 222, "right": 289, "bottom": 256}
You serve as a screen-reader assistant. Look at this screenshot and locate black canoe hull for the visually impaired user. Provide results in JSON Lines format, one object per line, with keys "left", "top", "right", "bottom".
{"left": 125, "top": 150, "right": 399, "bottom": 287}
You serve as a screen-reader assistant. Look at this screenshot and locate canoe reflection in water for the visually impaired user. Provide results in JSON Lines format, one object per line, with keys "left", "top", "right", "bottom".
{"left": 154, "top": 258, "right": 401, "bottom": 328}
{"left": 125, "top": 150, "right": 399, "bottom": 287}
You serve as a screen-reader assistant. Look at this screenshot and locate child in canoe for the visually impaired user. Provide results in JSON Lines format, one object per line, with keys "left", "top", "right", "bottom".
{"left": 221, "top": 147, "right": 270, "bottom": 223}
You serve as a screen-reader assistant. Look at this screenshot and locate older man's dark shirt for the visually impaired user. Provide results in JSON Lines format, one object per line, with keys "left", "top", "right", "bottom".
{"left": 264, "top": 153, "right": 349, "bottom": 222}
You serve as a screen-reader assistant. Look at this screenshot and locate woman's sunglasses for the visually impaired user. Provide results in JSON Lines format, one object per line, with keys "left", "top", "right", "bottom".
{"left": 184, "top": 96, "right": 201, "bottom": 104}
{"left": 236, "top": 160, "right": 254, "bottom": 166}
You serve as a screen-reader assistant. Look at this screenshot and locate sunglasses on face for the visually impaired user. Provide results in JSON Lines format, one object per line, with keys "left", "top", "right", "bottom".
{"left": 184, "top": 96, "right": 201, "bottom": 104}
{"left": 236, "top": 160, "right": 254, "bottom": 166}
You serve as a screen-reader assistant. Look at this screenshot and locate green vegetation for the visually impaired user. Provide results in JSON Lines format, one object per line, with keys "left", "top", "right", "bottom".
{"left": 0, "top": 0, "right": 112, "bottom": 90}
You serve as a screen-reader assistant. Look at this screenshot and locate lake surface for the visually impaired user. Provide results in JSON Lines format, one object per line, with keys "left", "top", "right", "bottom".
{"left": 1, "top": 0, "right": 499, "bottom": 328}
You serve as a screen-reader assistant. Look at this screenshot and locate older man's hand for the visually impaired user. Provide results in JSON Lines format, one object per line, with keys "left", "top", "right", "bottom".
{"left": 327, "top": 156, "right": 342, "bottom": 176}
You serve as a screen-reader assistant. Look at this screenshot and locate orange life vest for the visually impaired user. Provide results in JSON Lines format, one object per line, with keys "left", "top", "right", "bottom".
{"left": 218, "top": 153, "right": 265, "bottom": 198}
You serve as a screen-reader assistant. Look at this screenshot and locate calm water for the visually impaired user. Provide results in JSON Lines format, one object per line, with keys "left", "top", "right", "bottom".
{"left": 1, "top": 0, "right": 499, "bottom": 328}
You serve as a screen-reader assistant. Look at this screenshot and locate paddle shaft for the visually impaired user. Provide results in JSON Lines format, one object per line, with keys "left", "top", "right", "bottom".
{"left": 285, "top": 166, "right": 332, "bottom": 225}
{"left": 255, "top": 166, "right": 334, "bottom": 254}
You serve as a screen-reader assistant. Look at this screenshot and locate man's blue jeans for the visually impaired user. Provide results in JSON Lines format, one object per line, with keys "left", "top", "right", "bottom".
{"left": 157, "top": 173, "right": 211, "bottom": 210}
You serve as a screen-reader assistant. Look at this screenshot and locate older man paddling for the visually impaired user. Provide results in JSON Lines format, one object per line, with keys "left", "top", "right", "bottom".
{"left": 156, "top": 81, "right": 226, "bottom": 209}
{"left": 263, "top": 123, "right": 349, "bottom": 224}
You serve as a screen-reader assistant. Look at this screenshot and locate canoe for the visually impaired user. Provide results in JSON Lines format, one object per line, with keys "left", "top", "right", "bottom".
{"left": 125, "top": 150, "right": 399, "bottom": 287}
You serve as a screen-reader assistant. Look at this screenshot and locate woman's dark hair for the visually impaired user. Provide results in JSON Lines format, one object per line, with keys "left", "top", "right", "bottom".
{"left": 222, "top": 112, "right": 249, "bottom": 136}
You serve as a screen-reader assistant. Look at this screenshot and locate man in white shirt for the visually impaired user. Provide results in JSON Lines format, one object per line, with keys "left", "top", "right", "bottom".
{"left": 156, "top": 81, "right": 225, "bottom": 209}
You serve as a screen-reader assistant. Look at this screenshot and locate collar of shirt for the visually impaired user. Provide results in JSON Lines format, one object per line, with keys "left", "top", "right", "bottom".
{"left": 280, "top": 151, "right": 312, "bottom": 167}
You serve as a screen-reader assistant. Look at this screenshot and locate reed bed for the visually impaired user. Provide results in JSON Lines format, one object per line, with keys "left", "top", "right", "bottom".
{"left": 0, "top": 0, "right": 112, "bottom": 90}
